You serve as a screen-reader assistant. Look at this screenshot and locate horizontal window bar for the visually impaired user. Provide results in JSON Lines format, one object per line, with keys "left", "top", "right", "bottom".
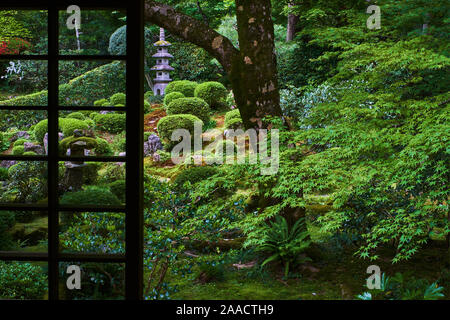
{"left": 58, "top": 156, "right": 127, "bottom": 162}
{"left": 0, "top": 106, "right": 48, "bottom": 111}
{"left": 58, "top": 205, "right": 126, "bottom": 212}
{"left": 57, "top": 106, "right": 125, "bottom": 111}
{"left": 0, "top": 251, "right": 48, "bottom": 261}
{"left": 0, "top": 55, "right": 126, "bottom": 61}
{"left": 59, "top": 253, "right": 126, "bottom": 263}
{"left": 0, "top": 156, "right": 48, "bottom": 161}
{"left": 0, "top": 203, "right": 48, "bottom": 211}
{"left": 0, "top": 252, "right": 126, "bottom": 263}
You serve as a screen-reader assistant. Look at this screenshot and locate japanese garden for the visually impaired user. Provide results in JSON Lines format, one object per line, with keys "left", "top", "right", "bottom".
{"left": 0, "top": 0, "right": 449, "bottom": 301}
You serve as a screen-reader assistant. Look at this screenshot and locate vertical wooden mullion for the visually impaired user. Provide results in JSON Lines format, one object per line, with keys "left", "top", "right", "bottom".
{"left": 47, "top": 6, "right": 59, "bottom": 300}
{"left": 125, "top": 0, "right": 144, "bottom": 300}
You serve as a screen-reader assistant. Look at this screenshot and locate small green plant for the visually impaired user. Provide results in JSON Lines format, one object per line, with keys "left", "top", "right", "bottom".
{"left": 357, "top": 272, "right": 445, "bottom": 300}
{"left": 257, "top": 216, "right": 311, "bottom": 278}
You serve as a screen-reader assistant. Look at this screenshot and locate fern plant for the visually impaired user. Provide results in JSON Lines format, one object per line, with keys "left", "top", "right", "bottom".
{"left": 357, "top": 272, "right": 445, "bottom": 300}
{"left": 257, "top": 216, "right": 311, "bottom": 278}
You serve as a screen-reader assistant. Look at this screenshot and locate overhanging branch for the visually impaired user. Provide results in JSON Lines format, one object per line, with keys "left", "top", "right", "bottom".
{"left": 144, "top": 1, "right": 239, "bottom": 72}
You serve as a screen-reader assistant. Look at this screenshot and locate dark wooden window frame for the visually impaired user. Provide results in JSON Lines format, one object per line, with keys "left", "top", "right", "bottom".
{"left": 0, "top": 0, "right": 144, "bottom": 300}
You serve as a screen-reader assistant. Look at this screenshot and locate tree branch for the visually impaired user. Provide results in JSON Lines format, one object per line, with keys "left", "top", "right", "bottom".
{"left": 144, "top": 0, "right": 239, "bottom": 72}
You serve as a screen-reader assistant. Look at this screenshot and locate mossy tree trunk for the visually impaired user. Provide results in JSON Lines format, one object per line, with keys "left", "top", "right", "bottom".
{"left": 144, "top": 0, "right": 282, "bottom": 130}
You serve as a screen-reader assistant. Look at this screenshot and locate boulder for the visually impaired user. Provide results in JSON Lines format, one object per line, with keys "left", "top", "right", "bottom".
{"left": 10, "top": 131, "right": 30, "bottom": 142}
{"left": 43, "top": 132, "right": 64, "bottom": 154}
{"left": 23, "top": 142, "right": 44, "bottom": 155}
{"left": 0, "top": 160, "right": 16, "bottom": 168}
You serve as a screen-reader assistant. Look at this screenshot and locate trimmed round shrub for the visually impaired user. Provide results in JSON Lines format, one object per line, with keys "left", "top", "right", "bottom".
{"left": 157, "top": 114, "right": 203, "bottom": 147}
{"left": 194, "top": 81, "right": 228, "bottom": 109}
{"left": 165, "top": 80, "right": 198, "bottom": 97}
{"left": 93, "top": 113, "right": 126, "bottom": 134}
{"left": 13, "top": 138, "right": 28, "bottom": 147}
{"left": 12, "top": 145, "right": 25, "bottom": 155}
{"left": 23, "top": 151, "right": 37, "bottom": 156}
{"left": 174, "top": 166, "right": 218, "bottom": 189}
{"left": 94, "top": 98, "right": 109, "bottom": 106}
{"left": 109, "top": 93, "right": 126, "bottom": 106}
{"left": 66, "top": 112, "right": 86, "bottom": 120}
{"left": 224, "top": 109, "right": 243, "bottom": 129}
{"left": 95, "top": 138, "right": 113, "bottom": 156}
{"left": 166, "top": 97, "right": 210, "bottom": 124}
{"left": 59, "top": 136, "right": 97, "bottom": 153}
{"left": 164, "top": 92, "right": 185, "bottom": 107}
{"left": 109, "top": 25, "right": 153, "bottom": 56}
{"left": 59, "top": 118, "right": 89, "bottom": 138}
{"left": 34, "top": 119, "right": 48, "bottom": 143}
{"left": 0, "top": 261, "right": 47, "bottom": 299}
{"left": 108, "top": 180, "right": 126, "bottom": 203}
{"left": 60, "top": 186, "right": 121, "bottom": 206}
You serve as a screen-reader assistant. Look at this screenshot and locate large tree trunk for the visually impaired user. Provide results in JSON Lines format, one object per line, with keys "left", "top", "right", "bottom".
{"left": 144, "top": 0, "right": 282, "bottom": 129}
{"left": 286, "top": 3, "right": 299, "bottom": 42}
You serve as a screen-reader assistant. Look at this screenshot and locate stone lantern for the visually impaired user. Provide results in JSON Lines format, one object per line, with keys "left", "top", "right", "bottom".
{"left": 151, "top": 28, "right": 174, "bottom": 96}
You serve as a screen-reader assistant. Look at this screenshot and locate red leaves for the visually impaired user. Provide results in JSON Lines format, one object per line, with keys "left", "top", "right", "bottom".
{"left": 0, "top": 38, "right": 32, "bottom": 55}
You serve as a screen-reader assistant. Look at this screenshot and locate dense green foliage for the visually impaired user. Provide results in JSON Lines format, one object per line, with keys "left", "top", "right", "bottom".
{"left": 164, "top": 92, "right": 185, "bottom": 107}
{"left": 157, "top": 114, "right": 203, "bottom": 148}
{"left": 0, "top": 262, "right": 47, "bottom": 299}
{"left": 165, "top": 80, "right": 198, "bottom": 97}
{"left": 194, "top": 81, "right": 227, "bottom": 109}
{"left": 166, "top": 97, "right": 210, "bottom": 124}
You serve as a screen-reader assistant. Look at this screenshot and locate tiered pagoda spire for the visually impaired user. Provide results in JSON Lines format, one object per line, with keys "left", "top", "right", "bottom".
{"left": 151, "top": 28, "right": 174, "bottom": 96}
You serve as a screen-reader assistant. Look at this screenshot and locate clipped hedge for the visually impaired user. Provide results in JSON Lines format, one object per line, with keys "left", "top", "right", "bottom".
{"left": 109, "top": 93, "right": 126, "bottom": 106}
{"left": 164, "top": 92, "right": 185, "bottom": 107}
{"left": 194, "top": 81, "right": 228, "bottom": 109}
{"left": 0, "top": 62, "right": 126, "bottom": 107}
{"left": 157, "top": 114, "right": 203, "bottom": 147}
{"left": 174, "top": 166, "right": 218, "bottom": 189}
{"left": 93, "top": 113, "right": 126, "bottom": 134}
{"left": 34, "top": 118, "right": 89, "bottom": 143}
{"left": 165, "top": 80, "right": 198, "bottom": 97}
{"left": 66, "top": 112, "right": 86, "bottom": 120}
{"left": 60, "top": 186, "right": 121, "bottom": 206}
{"left": 166, "top": 97, "right": 210, "bottom": 124}
{"left": 12, "top": 145, "right": 25, "bottom": 155}
{"left": 224, "top": 109, "right": 243, "bottom": 129}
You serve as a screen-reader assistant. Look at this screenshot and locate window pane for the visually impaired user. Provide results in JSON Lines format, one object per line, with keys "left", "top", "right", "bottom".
{"left": 58, "top": 110, "right": 126, "bottom": 158}
{"left": 0, "top": 161, "right": 47, "bottom": 204}
{"left": 59, "top": 9, "right": 126, "bottom": 55}
{"left": 59, "top": 262, "right": 124, "bottom": 300}
{"left": 0, "top": 10, "right": 48, "bottom": 55}
{"left": 59, "top": 212, "right": 125, "bottom": 254}
{"left": 0, "top": 210, "right": 48, "bottom": 252}
{"left": 58, "top": 60, "right": 126, "bottom": 106}
{"left": 0, "top": 60, "right": 48, "bottom": 106}
{"left": 58, "top": 161, "right": 125, "bottom": 207}
{"left": 0, "top": 261, "right": 48, "bottom": 300}
{"left": 0, "top": 110, "right": 47, "bottom": 156}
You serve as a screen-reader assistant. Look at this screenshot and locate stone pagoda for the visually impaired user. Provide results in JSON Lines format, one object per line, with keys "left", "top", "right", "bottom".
{"left": 151, "top": 28, "right": 174, "bottom": 96}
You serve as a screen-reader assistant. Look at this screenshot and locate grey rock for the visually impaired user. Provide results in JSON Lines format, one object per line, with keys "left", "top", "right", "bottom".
{"left": 23, "top": 142, "right": 44, "bottom": 155}
{"left": 0, "top": 160, "right": 17, "bottom": 168}
{"left": 43, "top": 132, "right": 64, "bottom": 154}
{"left": 11, "top": 131, "right": 30, "bottom": 142}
